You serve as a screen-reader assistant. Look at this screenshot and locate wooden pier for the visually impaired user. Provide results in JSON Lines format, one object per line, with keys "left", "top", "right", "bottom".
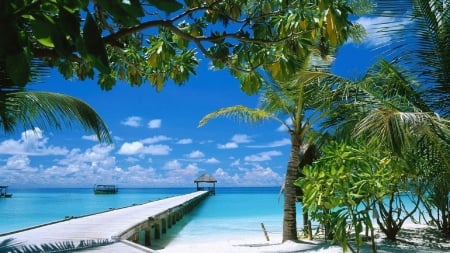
{"left": 0, "top": 191, "right": 209, "bottom": 252}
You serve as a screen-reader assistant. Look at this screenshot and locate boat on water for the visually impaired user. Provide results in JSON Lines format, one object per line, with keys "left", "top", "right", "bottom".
{"left": 0, "top": 186, "right": 12, "bottom": 198}
{"left": 93, "top": 184, "right": 118, "bottom": 194}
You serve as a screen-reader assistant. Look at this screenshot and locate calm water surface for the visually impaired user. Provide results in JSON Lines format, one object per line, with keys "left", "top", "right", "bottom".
{"left": 0, "top": 187, "right": 291, "bottom": 237}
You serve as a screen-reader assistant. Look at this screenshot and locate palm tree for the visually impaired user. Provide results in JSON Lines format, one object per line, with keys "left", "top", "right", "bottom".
{"left": 0, "top": 91, "right": 112, "bottom": 143}
{"left": 328, "top": 59, "right": 450, "bottom": 238}
{"left": 0, "top": 63, "right": 111, "bottom": 143}
{"left": 373, "top": 0, "right": 450, "bottom": 116}
{"left": 199, "top": 71, "right": 345, "bottom": 241}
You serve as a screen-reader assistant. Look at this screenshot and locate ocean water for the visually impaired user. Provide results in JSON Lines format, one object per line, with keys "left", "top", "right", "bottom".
{"left": 0, "top": 187, "right": 297, "bottom": 243}
{"left": 0, "top": 187, "right": 199, "bottom": 234}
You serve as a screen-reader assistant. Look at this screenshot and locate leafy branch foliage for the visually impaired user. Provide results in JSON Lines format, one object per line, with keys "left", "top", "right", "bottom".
{"left": 1, "top": 0, "right": 366, "bottom": 94}
{"left": 296, "top": 140, "right": 407, "bottom": 252}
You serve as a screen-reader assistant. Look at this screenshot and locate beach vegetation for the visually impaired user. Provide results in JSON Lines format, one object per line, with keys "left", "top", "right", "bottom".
{"left": 297, "top": 55, "right": 450, "bottom": 251}
{"left": 297, "top": 0, "right": 450, "bottom": 245}
{"left": 296, "top": 140, "right": 405, "bottom": 252}
{"left": 415, "top": 138, "right": 450, "bottom": 238}
{"left": 198, "top": 0, "right": 373, "bottom": 241}
{"left": 359, "top": 0, "right": 450, "bottom": 238}
{"left": 199, "top": 70, "right": 352, "bottom": 241}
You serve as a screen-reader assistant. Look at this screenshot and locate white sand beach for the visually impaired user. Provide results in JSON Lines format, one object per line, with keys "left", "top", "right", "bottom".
{"left": 157, "top": 223, "right": 450, "bottom": 253}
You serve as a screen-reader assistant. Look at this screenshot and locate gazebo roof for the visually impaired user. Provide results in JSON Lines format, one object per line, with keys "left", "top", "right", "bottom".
{"left": 194, "top": 173, "right": 217, "bottom": 183}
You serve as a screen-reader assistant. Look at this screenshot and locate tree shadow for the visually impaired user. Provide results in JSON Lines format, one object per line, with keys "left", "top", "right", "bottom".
{"left": 0, "top": 238, "right": 113, "bottom": 253}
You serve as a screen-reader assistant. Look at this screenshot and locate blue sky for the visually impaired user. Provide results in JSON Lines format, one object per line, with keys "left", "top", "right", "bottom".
{"left": 0, "top": 15, "right": 405, "bottom": 188}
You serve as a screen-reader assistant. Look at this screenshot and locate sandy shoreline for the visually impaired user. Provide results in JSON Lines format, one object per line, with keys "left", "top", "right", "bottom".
{"left": 156, "top": 223, "right": 450, "bottom": 253}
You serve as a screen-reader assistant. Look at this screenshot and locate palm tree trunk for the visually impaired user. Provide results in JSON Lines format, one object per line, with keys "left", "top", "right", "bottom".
{"left": 282, "top": 135, "right": 301, "bottom": 241}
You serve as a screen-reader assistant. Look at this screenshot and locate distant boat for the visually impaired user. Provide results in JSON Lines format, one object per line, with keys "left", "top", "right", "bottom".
{"left": 93, "top": 184, "right": 118, "bottom": 194}
{"left": 0, "top": 186, "right": 12, "bottom": 198}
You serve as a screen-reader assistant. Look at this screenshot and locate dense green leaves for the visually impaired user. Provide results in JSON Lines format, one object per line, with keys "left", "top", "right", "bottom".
{"left": 296, "top": 141, "right": 407, "bottom": 251}
{"left": 0, "top": 0, "right": 368, "bottom": 94}
{"left": 147, "top": 0, "right": 183, "bottom": 13}
{"left": 83, "top": 13, "right": 110, "bottom": 73}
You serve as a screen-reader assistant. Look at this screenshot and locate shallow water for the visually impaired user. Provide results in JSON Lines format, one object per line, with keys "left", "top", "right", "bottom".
{"left": 0, "top": 187, "right": 429, "bottom": 250}
{"left": 0, "top": 187, "right": 193, "bottom": 234}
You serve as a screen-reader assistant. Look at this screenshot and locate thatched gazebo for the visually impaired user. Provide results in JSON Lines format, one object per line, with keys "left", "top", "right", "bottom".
{"left": 194, "top": 173, "right": 217, "bottom": 195}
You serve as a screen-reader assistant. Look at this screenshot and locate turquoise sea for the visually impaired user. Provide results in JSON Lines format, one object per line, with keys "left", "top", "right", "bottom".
{"left": 0, "top": 187, "right": 298, "bottom": 244}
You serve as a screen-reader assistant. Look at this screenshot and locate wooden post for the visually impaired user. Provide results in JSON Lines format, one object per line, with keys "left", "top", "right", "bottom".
{"left": 162, "top": 218, "right": 167, "bottom": 234}
{"left": 133, "top": 231, "right": 139, "bottom": 243}
{"left": 261, "top": 223, "right": 270, "bottom": 241}
{"left": 144, "top": 228, "right": 151, "bottom": 246}
{"left": 155, "top": 221, "right": 161, "bottom": 239}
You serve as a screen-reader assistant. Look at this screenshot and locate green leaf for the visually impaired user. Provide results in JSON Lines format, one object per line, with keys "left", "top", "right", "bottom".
{"left": 59, "top": 9, "right": 81, "bottom": 41}
{"left": 83, "top": 13, "right": 110, "bottom": 73}
{"left": 5, "top": 52, "right": 30, "bottom": 85}
{"left": 62, "top": 0, "right": 88, "bottom": 13}
{"left": 147, "top": 0, "right": 183, "bottom": 13}
{"left": 239, "top": 72, "right": 262, "bottom": 95}
{"left": 30, "top": 19, "right": 54, "bottom": 47}
{"left": 97, "top": 0, "right": 141, "bottom": 25}
{"left": 121, "top": 0, "right": 145, "bottom": 19}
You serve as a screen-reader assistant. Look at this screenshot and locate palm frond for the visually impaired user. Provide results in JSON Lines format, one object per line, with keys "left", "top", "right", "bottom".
{"left": 354, "top": 108, "right": 449, "bottom": 155}
{"left": 323, "top": 59, "right": 439, "bottom": 153}
{"left": 198, "top": 105, "right": 281, "bottom": 127}
{"left": 1, "top": 91, "right": 112, "bottom": 143}
{"left": 371, "top": 0, "right": 450, "bottom": 116}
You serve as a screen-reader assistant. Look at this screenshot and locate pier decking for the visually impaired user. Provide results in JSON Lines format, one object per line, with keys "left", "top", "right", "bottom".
{"left": 0, "top": 191, "right": 209, "bottom": 252}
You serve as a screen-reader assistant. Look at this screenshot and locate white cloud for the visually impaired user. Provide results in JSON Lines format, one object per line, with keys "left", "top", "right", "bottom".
{"left": 241, "top": 165, "right": 283, "bottom": 186}
{"left": 186, "top": 150, "right": 205, "bottom": 159}
{"left": 244, "top": 150, "right": 282, "bottom": 162}
{"left": 5, "top": 155, "right": 35, "bottom": 171}
{"left": 177, "top": 138, "right": 192, "bottom": 144}
{"left": 141, "top": 135, "right": 171, "bottom": 144}
{"left": 121, "top": 116, "right": 142, "bottom": 127}
{"left": 230, "top": 159, "right": 240, "bottom": 167}
{"left": 354, "top": 16, "right": 413, "bottom": 47}
{"left": 0, "top": 128, "right": 68, "bottom": 156}
{"left": 163, "top": 160, "right": 202, "bottom": 181}
{"left": 82, "top": 134, "right": 99, "bottom": 141}
{"left": 231, "top": 134, "right": 252, "bottom": 143}
{"left": 248, "top": 138, "right": 291, "bottom": 148}
{"left": 217, "top": 134, "right": 253, "bottom": 149}
{"left": 147, "top": 119, "right": 162, "bottom": 129}
{"left": 141, "top": 145, "right": 171, "bottom": 155}
{"left": 277, "top": 118, "right": 292, "bottom": 132}
{"left": 213, "top": 165, "right": 282, "bottom": 186}
{"left": 205, "top": 157, "right": 220, "bottom": 164}
{"left": 117, "top": 141, "right": 172, "bottom": 156}
{"left": 117, "top": 141, "right": 144, "bottom": 155}
{"left": 217, "top": 142, "right": 238, "bottom": 149}
{"left": 58, "top": 144, "right": 115, "bottom": 166}
{"left": 163, "top": 159, "right": 183, "bottom": 170}
{"left": 214, "top": 168, "right": 240, "bottom": 185}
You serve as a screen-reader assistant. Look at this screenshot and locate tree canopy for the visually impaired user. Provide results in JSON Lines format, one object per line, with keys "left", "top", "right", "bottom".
{"left": 1, "top": 0, "right": 365, "bottom": 94}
